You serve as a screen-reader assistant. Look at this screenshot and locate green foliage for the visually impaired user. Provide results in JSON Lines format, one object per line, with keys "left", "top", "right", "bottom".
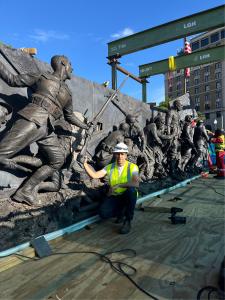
{"left": 0, "top": 41, "right": 12, "bottom": 48}
{"left": 158, "top": 97, "right": 171, "bottom": 109}
{"left": 197, "top": 111, "right": 205, "bottom": 121}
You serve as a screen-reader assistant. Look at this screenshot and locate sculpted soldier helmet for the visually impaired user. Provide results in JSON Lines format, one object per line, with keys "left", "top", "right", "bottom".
{"left": 185, "top": 115, "right": 192, "bottom": 123}
{"left": 119, "top": 122, "right": 130, "bottom": 131}
{"left": 51, "top": 55, "right": 73, "bottom": 80}
{"left": 126, "top": 114, "right": 136, "bottom": 124}
{"left": 154, "top": 114, "right": 163, "bottom": 125}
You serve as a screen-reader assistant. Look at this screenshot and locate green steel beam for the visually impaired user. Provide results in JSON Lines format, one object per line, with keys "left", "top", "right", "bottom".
{"left": 108, "top": 5, "right": 225, "bottom": 57}
{"left": 139, "top": 45, "right": 225, "bottom": 77}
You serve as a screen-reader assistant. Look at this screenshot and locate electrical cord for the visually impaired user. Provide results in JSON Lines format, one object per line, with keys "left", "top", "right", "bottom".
{"left": 199, "top": 178, "right": 225, "bottom": 197}
{"left": 14, "top": 248, "right": 159, "bottom": 300}
{"left": 197, "top": 285, "right": 220, "bottom": 300}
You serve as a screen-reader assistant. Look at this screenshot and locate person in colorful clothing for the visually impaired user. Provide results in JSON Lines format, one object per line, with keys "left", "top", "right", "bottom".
{"left": 211, "top": 129, "right": 225, "bottom": 178}
{"left": 83, "top": 142, "right": 139, "bottom": 234}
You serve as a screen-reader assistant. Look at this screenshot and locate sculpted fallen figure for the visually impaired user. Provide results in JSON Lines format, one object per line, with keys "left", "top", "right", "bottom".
{"left": 0, "top": 55, "right": 90, "bottom": 205}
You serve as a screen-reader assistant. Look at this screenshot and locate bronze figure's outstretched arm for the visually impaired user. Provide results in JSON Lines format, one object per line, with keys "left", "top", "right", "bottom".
{"left": 0, "top": 61, "right": 39, "bottom": 87}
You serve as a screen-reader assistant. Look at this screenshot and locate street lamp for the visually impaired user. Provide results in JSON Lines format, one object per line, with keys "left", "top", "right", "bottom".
{"left": 214, "top": 119, "right": 218, "bottom": 130}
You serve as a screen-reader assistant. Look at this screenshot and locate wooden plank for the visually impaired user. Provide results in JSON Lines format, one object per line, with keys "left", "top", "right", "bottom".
{"left": 0, "top": 176, "right": 224, "bottom": 300}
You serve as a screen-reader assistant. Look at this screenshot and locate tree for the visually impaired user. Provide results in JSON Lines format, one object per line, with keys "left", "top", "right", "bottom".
{"left": 158, "top": 97, "right": 171, "bottom": 109}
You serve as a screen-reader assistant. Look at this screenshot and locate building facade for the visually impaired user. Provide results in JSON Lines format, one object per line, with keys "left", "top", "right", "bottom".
{"left": 165, "top": 27, "right": 225, "bottom": 130}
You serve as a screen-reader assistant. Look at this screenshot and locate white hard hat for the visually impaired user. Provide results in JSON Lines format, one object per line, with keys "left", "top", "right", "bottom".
{"left": 113, "top": 142, "right": 128, "bottom": 153}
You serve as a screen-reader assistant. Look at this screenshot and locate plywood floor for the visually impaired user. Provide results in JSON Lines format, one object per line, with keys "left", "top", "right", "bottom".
{"left": 0, "top": 175, "right": 224, "bottom": 300}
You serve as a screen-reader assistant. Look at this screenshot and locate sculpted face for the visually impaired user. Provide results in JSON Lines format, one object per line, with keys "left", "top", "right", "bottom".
{"left": 65, "top": 61, "right": 73, "bottom": 79}
{"left": 174, "top": 100, "right": 183, "bottom": 111}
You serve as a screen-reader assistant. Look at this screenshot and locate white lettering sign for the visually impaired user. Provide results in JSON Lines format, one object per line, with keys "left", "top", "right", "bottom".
{"left": 200, "top": 54, "right": 210, "bottom": 60}
{"left": 111, "top": 46, "right": 117, "bottom": 52}
{"left": 118, "top": 44, "right": 127, "bottom": 50}
{"left": 184, "top": 20, "right": 197, "bottom": 29}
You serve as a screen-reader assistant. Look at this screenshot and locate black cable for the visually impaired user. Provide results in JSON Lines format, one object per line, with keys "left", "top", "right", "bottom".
{"left": 199, "top": 178, "right": 225, "bottom": 197}
{"left": 197, "top": 286, "right": 219, "bottom": 300}
{"left": 207, "top": 288, "right": 217, "bottom": 300}
{"left": 14, "top": 248, "right": 159, "bottom": 300}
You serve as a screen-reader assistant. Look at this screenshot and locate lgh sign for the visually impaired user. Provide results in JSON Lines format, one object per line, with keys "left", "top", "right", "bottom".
{"left": 183, "top": 20, "right": 197, "bottom": 29}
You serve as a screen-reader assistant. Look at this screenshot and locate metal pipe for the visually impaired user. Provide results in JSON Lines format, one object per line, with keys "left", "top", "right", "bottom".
{"left": 142, "top": 80, "right": 147, "bottom": 103}
{"left": 115, "top": 64, "right": 143, "bottom": 84}
{"left": 111, "top": 61, "right": 117, "bottom": 90}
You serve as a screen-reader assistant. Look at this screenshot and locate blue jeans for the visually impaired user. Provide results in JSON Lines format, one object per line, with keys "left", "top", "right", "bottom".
{"left": 99, "top": 187, "right": 137, "bottom": 221}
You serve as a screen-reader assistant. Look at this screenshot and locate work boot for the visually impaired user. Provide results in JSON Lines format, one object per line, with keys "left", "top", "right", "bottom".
{"left": 119, "top": 220, "right": 131, "bottom": 234}
{"left": 114, "top": 216, "right": 124, "bottom": 224}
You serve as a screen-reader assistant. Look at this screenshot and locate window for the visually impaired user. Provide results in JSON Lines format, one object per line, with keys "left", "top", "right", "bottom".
{"left": 216, "top": 99, "right": 222, "bottom": 108}
{"left": 216, "top": 112, "right": 221, "bottom": 118}
{"left": 177, "top": 82, "right": 181, "bottom": 90}
{"left": 186, "top": 80, "right": 190, "bottom": 87}
{"left": 195, "top": 96, "right": 200, "bottom": 105}
{"left": 195, "top": 106, "right": 200, "bottom": 112}
{"left": 169, "top": 86, "right": 172, "bottom": 93}
{"left": 201, "top": 37, "right": 209, "bottom": 47}
{"left": 195, "top": 87, "right": 199, "bottom": 94}
{"left": 205, "top": 113, "right": 210, "bottom": 120}
{"left": 221, "top": 29, "right": 225, "bottom": 39}
{"left": 191, "top": 41, "right": 200, "bottom": 51}
{"left": 176, "top": 76, "right": 181, "bottom": 82}
{"left": 205, "top": 94, "right": 209, "bottom": 102}
{"left": 205, "top": 85, "right": 210, "bottom": 92}
{"left": 205, "top": 103, "right": 210, "bottom": 110}
{"left": 194, "top": 78, "right": 199, "bottom": 85}
{"left": 204, "top": 65, "right": 210, "bottom": 73}
{"left": 194, "top": 69, "right": 199, "bottom": 77}
{"left": 216, "top": 91, "right": 222, "bottom": 99}
{"left": 216, "top": 81, "right": 222, "bottom": 89}
{"left": 215, "top": 72, "right": 221, "bottom": 79}
{"left": 204, "top": 75, "right": 209, "bottom": 82}
{"left": 215, "top": 62, "right": 221, "bottom": 69}
{"left": 210, "top": 32, "right": 220, "bottom": 43}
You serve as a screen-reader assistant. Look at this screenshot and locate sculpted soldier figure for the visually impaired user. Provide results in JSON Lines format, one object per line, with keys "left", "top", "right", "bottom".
{"left": 180, "top": 115, "right": 196, "bottom": 171}
{"left": 125, "top": 114, "right": 146, "bottom": 151}
{"left": 95, "top": 123, "right": 130, "bottom": 168}
{"left": 124, "top": 138, "right": 150, "bottom": 181}
{"left": 165, "top": 100, "right": 183, "bottom": 177}
{"left": 145, "top": 115, "right": 173, "bottom": 178}
{"left": 0, "top": 55, "right": 89, "bottom": 205}
{"left": 188, "top": 120, "right": 210, "bottom": 169}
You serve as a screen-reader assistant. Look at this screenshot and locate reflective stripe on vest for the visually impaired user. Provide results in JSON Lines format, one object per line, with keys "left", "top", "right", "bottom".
{"left": 106, "top": 161, "right": 137, "bottom": 195}
{"left": 215, "top": 135, "right": 225, "bottom": 152}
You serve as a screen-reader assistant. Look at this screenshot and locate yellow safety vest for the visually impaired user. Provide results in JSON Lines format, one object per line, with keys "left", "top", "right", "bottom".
{"left": 106, "top": 160, "right": 139, "bottom": 195}
{"left": 215, "top": 135, "right": 225, "bottom": 152}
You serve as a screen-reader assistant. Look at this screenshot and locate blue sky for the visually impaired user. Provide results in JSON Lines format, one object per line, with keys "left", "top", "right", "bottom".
{"left": 0, "top": 0, "right": 224, "bottom": 103}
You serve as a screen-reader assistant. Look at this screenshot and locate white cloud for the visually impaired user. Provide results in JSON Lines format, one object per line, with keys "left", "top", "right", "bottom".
{"left": 111, "top": 27, "right": 134, "bottom": 39}
{"left": 29, "top": 30, "right": 69, "bottom": 42}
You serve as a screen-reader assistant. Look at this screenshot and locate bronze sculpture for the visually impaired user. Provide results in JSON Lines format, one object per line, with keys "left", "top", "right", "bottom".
{"left": 0, "top": 55, "right": 90, "bottom": 205}
{"left": 180, "top": 115, "right": 196, "bottom": 171}
{"left": 165, "top": 100, "right": 183, "bottom": 177}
